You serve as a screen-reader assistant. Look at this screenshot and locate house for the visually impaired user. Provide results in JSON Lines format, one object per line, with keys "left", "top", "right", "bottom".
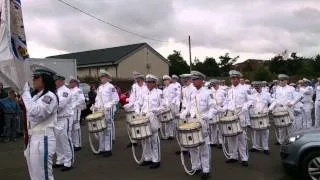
{"left": 233, "top": 59, "right": 266, "bottom": 72}
{"left": 48, "top": 43, "right": 169, "bottom": 79}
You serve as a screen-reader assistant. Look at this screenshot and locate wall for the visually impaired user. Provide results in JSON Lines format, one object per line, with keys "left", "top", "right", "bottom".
{"left": 117, "top": 47, "right": 169, "bottom": 79}
{"left": 78, "top": 66, "right": 117, "bottom": 78}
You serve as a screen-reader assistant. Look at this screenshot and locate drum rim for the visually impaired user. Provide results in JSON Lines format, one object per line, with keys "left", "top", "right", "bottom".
{"left": 128, "top": 119, "right": 150, "bottom": 126}
{"left": 177, "top": 122, "right": 201, "bottom": 130}
{"left": 130, "top": 134, "right": 152, "bottom": 140}
{"left": 86, "top": 112, "right": 104, "bottom": 121}
{"left": 272, "top": 111, "right": 289, "bottom": 116}
{"left": 220, "top": 115, "right": 239, "bottom": 122}
{"left": 250, "top": 113, "right": 269, "bottom": 118}
{"left": 178, "top": 141, "right": 205, "bottom": 148}
{"left": 221, "top": 131, "right": 243, "bottom": 136}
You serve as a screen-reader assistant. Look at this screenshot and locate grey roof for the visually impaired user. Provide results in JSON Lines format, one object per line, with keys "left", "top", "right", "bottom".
{"left": 47, "top": 43, "right": 167, "bottom": 67}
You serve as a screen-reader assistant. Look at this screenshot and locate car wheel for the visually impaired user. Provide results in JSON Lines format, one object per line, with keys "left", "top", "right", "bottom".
{"left": 301, "top": 151, "right": 320, "bottom": 180}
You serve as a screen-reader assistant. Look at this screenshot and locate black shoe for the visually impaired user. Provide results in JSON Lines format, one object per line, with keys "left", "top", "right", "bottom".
{"left": 168, "top": 137, "right": 174, "bottom": 140}
{"left": 210, "top": 144, "right": 216, "bottom": 147}
{"left": 225, "top": 159, "right": 238, "bottom": 163}
{"left": 61, "top": 166, "right": 73, "bottom": 172}
{"left": 194, "top": 169, "right": 202, "bottom": 175}
{"left": 275, "top": 142, "right": 281, "bottom": 145}
{"left": 112, "top": 140, "right": 115, "bottom": 144}
{"left": 264, "top": 150, "right": 270, "bottom": 155}
{"left": 250, "top": 148, "right": 259, "bottom": 152}
{"left": 126, "top": 142, "right": 138, "bottom": 148}
{"left": 74, "top": 147, "right": 82, "bottom": 152}
{"left": 182, "top": 150, "right": 189, "bottom": 156}
{"left": 175, "top": 150, "right": 181, "bottom": 155}
{"left": 140, "top": 161, "right": 152, "bottom": 166}
{"left": 94, "top": 151, "right": 105, "bottom": 155}
{"left": 149, "top": 162, "right": 160, "bottom": 169}
{"left": 201, "top": 173, "right": 211, "bottom": 180}
{"left": 103, "top": 151, "right": 112, "bottom": 157}
{"left": 242, "top": 161, "right": 249, "bottom": 167}
{"left": 217, "top": 144, "right": 222, "bottom": 149}
{"left": 53, "top": 164, "right": 64, "bottom": 168}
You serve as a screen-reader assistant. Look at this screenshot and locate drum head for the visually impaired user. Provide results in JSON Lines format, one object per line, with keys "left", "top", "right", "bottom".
{"left": 86, "top": 112, "right": 104, "bottom": 121}
{"left": 220, "top": 115, "right": 238, "bottom": 122}
{"left": 178, "top": 122, "right": 201, "bottom": 130}
{"left": 273, "top": 111, "right": 289, "bottom": 116}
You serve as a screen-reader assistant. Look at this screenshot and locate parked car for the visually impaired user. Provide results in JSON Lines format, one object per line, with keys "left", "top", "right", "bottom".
{"left": 280, "top": 128, "right": 320, "bottom": 180}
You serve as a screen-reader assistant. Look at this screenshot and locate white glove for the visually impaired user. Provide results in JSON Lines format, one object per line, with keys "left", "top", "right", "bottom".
{"left": 23, "top": 82, "right": 30, "bottom": 92}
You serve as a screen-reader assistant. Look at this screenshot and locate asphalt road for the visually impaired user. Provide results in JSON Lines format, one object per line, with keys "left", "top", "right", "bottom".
{"left": 0, "top": 111, "right": 298, "bottom": 180}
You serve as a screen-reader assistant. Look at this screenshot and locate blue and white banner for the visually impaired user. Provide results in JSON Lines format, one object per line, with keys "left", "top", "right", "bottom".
{"left": 0, "top": 0, "right": 30, "bottom": 90}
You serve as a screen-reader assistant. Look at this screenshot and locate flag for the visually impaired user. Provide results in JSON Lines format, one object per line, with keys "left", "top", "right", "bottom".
{"left": 0, "top": 0, "right": 30, "bottom": 91}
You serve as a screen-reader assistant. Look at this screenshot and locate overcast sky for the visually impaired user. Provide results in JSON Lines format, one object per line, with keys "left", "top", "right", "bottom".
{"left": 22, "top": 0, "right": 320, "bottom": 63}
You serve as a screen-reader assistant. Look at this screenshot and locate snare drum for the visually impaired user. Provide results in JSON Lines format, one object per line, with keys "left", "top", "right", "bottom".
{"left": 157, "top": 108, "right": 174, "bottom": 123}
{"left": 250, "top": 113, "right": 270, "bottom": 130}
{"left": 177, "top": 122, "right": 204, "bottom": 148}
{"left": 219, "top": 115, "right": 243, "bottom": 137}
{"left": 128, "top": 114, "right": 152, "bottom": 140}
{"left": 86, "top": 112, "right": 107, "bottom": 133}
{"left": 272, "top": 111, "right": 292, "bottom": 128}
{"left": 125, "top": 111, "right": 137, "bottom": 123}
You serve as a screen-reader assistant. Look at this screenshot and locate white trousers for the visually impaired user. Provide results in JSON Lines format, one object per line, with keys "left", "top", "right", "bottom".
{"left": 99, "top": 108, "right": 115, "bottom": 152}
{"left": 142, "top": 131, "right": 160, "bottom": 163}
{"left": 302, "top": 103, "right": 313, "bottom": 129}
{"left": 55, "top": 118, "right": 73, "bottom": 167}
{"left": 226, "top": 130, "right": 248, "bottom": 161}
{"left": 189, "top": 137, "right": 211, "bottom": 173}
{"left": 315, "top": 101, "right": 320, "bottom": 127}
{"left": 292, "top": 111, "right": 303, "bottom": 132}
{"left": 209, "top": 124, "right": 222, "bottom": 145}
{"left": 72, "top": 109, "right": 82, "bottom": 148}
{"left": 252, "top": 129, "right": 269, "bottom": 150}
{"left": 164, "top": 121, "right": 174, "bottom": 138}
{"left": 25, "top": 128, "right": 56, "bottom": 180}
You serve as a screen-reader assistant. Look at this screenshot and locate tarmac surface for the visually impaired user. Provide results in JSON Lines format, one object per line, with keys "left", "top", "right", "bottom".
{"left": 0, "top": 111, "right": 299, "bottom": 180}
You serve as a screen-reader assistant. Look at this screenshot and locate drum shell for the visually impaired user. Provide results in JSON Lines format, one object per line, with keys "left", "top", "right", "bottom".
{"left": 208, "top": 116, "right": 220, "bottom": 126}
{"left": 126, "top": 112, "right": 138, "bottom": 123}
{"left": 250, "top": 115, "right": 270, "bottom": 130}
{"left": 273, "top": 113, "right": 292, "bottom": 128}
{"left": 87, "top": 117, "right": 107, "bottom": 133}
{"left": 157, "top": 109, "right": 174, "bottom": 123}
{"left": 128, "top": 118, "right": 152, "bottom": 140}
{"left": 218, "top": 119, "right": 243, "bottom": 137}
{"left": 177, "top": 126, "right": 204, "bottom": 148}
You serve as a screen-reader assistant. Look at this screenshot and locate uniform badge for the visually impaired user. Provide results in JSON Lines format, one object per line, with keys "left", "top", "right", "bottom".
{"left": 112, "top": 88, "right": 115, "bottom": 92}
{"left": 160, "top": 94, "right": 164, "bottom": 99}
{"left": 174, "top": 88, "right": 177, "bottom": 91}
{"left": 42, "top": 95, "right": 53, "bottom": 104}
{"left": 63, "top": 92, "right": 68, "bottom": 97}
{"left": 210, "top": 94, "right": 214, "bottom": 99}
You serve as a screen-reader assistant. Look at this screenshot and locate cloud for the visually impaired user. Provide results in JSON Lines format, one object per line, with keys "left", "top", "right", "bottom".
{"left": 20, "top": 0, "right": 320, "bottom": 61}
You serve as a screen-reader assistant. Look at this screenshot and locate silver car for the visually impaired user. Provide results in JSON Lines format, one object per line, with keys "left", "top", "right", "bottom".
{"left": 280, "top": 128, "right": 320, "bottom": 180}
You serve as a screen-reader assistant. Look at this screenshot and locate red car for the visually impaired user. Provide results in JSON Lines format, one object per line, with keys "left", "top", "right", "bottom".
{"left": 119, "top": 92, "right": 129, "bottom": 106}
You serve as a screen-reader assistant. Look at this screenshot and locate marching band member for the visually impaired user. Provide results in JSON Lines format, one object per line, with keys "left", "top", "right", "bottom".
{"left": 219, "top": 80, "right": 228, "bottom": 92}
{"left": 261, "top": 81, "right": 269, "bottom": 93}
{"left": 189, "top": 71, "right": 216, "bottom": 180}
{"left": 222, "top": 70, "right": 250, "bottom": 167}
{"left": 248, "top": 81, "right": 272, "bottom": 155}
{"left": 269, "top": 74, "right": 300, "bottom": 145}
{"left": 315, "top": 78, "right": 320, "bottom": 127}
{"left": 171, "top": 75, "right": 182, "bottom": 134}
{"left": 69, "top": 76, "right": 85, "bottom": 151}
{"left": 177, "top": 74, "right": 195, "bottom": 155}
{"left": 290, "top": 82, "right": 303, "bottom": 132}
{"left": 134, "top": 74, "right": 164, "bottom": 169}
{"left": 299, "top": 78, "right": 314, "bottom": 129}
{"left": 23, "top": 68, "right": 58, "bottom": 180}
{"left": 209, "top": 79, "right": 225, "bottom": 148}
{"left": 54, "top": 75, "right": 74, "bottom": 171}
{"left": 162, "top": 75, "right": 177, "bottom": 140}
{"left": 124, "top": 71, "right": 147, "bottom": 147}
{"left": 93, "top": 70, "right": 119, "bottom": 157}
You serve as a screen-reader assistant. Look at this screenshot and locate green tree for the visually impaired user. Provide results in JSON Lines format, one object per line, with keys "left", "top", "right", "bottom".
{"left": 218, "top": 53, "right": 239, "bottom": 76}
{"left": 167, "top": 50, "right": 190, "bottom": 75}
{"left": 254, "top": 66, "right": 272, "bottom": 81}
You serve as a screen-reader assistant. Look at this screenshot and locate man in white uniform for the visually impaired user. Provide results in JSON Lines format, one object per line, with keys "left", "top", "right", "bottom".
{"left": 93, "top": 70, "right": 119, "bottom": 157}
{"left": 124, "top": 71, "right": 148, "bottom": 147}
{"left": 222, "top": 70, "right": 250, "bottom": 167}
{"left": 189, "top": 71, "right": 216, "bottom": 179}
{"left": 54, "top": 75, "right": 74, "bottom": 171}
{"left": 315, "top": 78, "right": 320, "bottom": 127}
{"left": 290, "top": 82, "right": 303, "bottom": 132}
{"left": 299, "top": 78, "right": 314, "bottom": 129}
{"left": 162, "top": 75, "right": 177, "bottom": 140}
{"left": 269, "top": 74, "right": 300, "bottom": 145}
{"left": 209, "top": 79, "right": 225, "bottom": 148}
{"left": 248, "top": 81, "right": 272, "bottom": 155}
{"left": 135, "top": 74, "right": 164, "bottom": 169}
{"left": 69, "top": 77, "right": 85, "bottom": 151}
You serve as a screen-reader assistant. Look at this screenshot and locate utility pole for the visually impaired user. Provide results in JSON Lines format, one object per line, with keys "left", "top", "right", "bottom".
{"left": 188, "top": 35, "right": 192, "bottom": 72}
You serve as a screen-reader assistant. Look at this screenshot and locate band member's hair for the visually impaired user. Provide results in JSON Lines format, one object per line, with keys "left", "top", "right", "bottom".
{"left": 36, "top": 74, "right": 59, "bottom": 104}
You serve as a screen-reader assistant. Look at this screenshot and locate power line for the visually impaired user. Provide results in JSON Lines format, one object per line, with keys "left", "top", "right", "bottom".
{"left": 55, "top": 0, "right": 174, "bottom": 43}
